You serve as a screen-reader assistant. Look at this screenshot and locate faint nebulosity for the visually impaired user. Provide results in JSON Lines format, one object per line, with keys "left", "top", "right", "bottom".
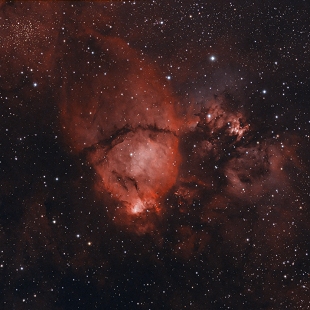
{"left": 0, "top": 1, "right": 309, "bottom": 309}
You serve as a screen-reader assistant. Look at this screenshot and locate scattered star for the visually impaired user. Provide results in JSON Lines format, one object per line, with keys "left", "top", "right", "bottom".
{"left": 1, "top": 2, "right": 309, "bottom": 309}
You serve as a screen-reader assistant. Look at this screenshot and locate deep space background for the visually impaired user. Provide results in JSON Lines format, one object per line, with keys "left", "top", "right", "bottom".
{"left": 0, "top": 1, "right": 310, "bottom": 309}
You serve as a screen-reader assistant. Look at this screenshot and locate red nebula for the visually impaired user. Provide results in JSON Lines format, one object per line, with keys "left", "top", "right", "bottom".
{"left": 90, "top": 128, "right": 180, "bottom": 215}
{"left": 59, "top": 32, "right": 181, "bottom": 232}
{"left": 59, "top": 33, "right": 180, "bottom": 152}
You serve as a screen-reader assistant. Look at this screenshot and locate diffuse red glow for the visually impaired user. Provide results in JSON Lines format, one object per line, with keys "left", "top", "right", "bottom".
{"left": 90, "top": 128, "right": 180, "bottom": 215}
{"left": 59, "top": 32, "right": 181, "bottom": 231}
{"left": 1, "top": 2, "right": 309, "bottom": 308}
{"left": 58, "top": 27, "right": 304, "bottom": 241}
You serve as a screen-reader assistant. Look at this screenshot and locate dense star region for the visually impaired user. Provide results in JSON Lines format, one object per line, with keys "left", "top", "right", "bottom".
{"left": 0, "top": 1, "right": 309, "bottom": 309}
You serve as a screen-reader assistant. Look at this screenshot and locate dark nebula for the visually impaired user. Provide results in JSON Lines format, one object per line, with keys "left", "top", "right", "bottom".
{"left": 1, "top": 1, "right": 310, "bottom": 309}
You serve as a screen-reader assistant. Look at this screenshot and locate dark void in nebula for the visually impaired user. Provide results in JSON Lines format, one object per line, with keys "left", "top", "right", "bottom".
{"left": 0, "top": 1, "right": 310, "bottom": 309}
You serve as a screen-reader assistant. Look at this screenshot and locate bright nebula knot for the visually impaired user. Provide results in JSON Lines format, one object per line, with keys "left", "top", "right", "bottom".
{"left": 90, "top": 127, "right": 180, "bottom": 217}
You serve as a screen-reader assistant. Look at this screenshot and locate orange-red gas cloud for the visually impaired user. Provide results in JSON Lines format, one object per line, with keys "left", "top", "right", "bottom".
{"left": 59, "top": 32, "right": 181, "bottom": 232}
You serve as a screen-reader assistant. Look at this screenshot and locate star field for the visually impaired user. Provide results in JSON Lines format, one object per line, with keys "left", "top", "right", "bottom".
{"left": 0, "top": 1, "right": 310, "bottom": 309}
